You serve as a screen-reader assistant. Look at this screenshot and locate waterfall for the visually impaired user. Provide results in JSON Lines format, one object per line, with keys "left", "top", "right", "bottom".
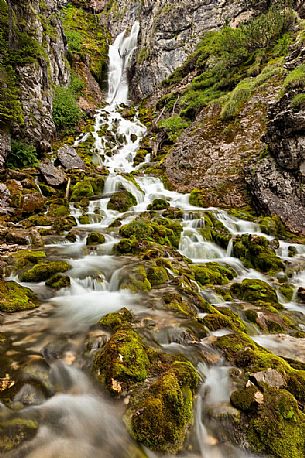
{"left": 107, "top": 21, "right": 140, "bottom": 107}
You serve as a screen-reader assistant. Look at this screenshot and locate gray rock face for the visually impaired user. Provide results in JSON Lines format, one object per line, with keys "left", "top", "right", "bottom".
{"left": 0, "top": 130, "right": 11, "bottom": 169}
{"left": 11, "top": 0, "right": 69, "bottom": 150}
{"left": 39, "top": 159, "right": 67, "bottom": 186}
{"left": 247, "top": 91, "right": 305, "bottom": 235}
{"left": 250, "top": 369, "right": 286, "bottom": 389}
{"left": 106, "top": 0, "right": 269, "bottom": 98}
{"left": 0, "top": 184, "right": 12, "bottom": 215}
{"left": 57, "top": 145, "right": 86, "bottom": 170}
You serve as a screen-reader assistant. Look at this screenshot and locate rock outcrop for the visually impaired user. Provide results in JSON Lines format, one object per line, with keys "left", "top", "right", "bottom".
{"left": 247, "top": 91, "right": 305, "bottom": 234}
{"left": 106, "top": 0, "right": 273, "bottom": 98}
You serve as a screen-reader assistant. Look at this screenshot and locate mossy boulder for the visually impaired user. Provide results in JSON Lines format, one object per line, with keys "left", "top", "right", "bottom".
{"left": 232, "top": 234, "right": 284, "bottom": 274}
{"left": 52, "top": 216, "right": 77, "bottom": 234}
{"left": 93, "top": 328, "right": 150, "bottom": 394}
{"left": 78, "top": 215, "right": 90, "bottom": 224}
{"left": 70, "top": 180, "right": 94, "bottom": 201}
{"left": 148, "top": 199, "right": 170, "bottom": 211}
{"left": 0, "top": 418, "right": 38, "bottom": 453}
{"left": 246, "top": 388, "right": 305, "bottom": 458}
{"left": 99, "top": 308, "right": 133, "bottom": 331}
{"left": 162, "top": 291, "right": 198, "bottom": 318}
{"left": 126, "top": 361, "right": 199, "bottom": 454}
{"left": 107, "top": 190, "right": 137, "bottom": 212}
{"left": 86, "top": 232, "right": 105, "bottom": 246}
{"left": 11, "top": 250, "right": 46, "bottom": 270}
{"left": 191, "top": 262, "right": 236, "bottom": 286}
{"left": 47, "top": 204, "right": 69, "bottom": 217}
{"left": 0, "top": 280, "right": 38, "bottom": 312}
{"left": 45, "top": 274, "right": 71, "bottom": 290}
{"left": 258, "top": 215, "right": 288, "bottom": 238}
{"left": 119, "top": 216, "right": 182, "bottom": 248}
{"left": 189, "top": 189, "right": 209, "bottom": 207}
{"left": 231, "top": 279, "right": 281, "bottom": 308}
{"left": 20, "top": 261, "right": 71, "bottom": 282}
{"left": 120, "top": 265, "right": 151, "bottom": 293}
{"left": 162, "top": 207, "right": 184, "bottom": 219}
{"left": 146, "top": 265, "right": 169, "bottom": 286}
{"left": 199, "top": 212, "right": 231, "bottom": 249}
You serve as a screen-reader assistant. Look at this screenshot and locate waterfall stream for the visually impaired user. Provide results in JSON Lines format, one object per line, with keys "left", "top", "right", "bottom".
{"left": 3, "top": 22, "right": 305, "bottom": 458}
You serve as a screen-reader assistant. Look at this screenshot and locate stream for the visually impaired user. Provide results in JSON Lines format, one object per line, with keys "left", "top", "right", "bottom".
{"left": 2, "top": 21, "right": 305, "bottom": 458}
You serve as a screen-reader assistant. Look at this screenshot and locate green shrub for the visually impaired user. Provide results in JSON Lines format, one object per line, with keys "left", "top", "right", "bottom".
{"left": 65, "top": 30, "right": 82, "bottom": 54}
{"left": 221, "top": 79, "right": 255, "bottom": 120}
{"left": 6, "top": 140, "right": 39, "bottom": 169}
{"left": 52, "top": 78, "right": 84, "bottom": 131}
{"left": 284, "top": 65, "right": 305, "bottom": 90}
{"left": 158, "top": 116, "right": 190, "bottom": 141}
{"left": 291, "top": 93, "right": 305, "bottom": 109}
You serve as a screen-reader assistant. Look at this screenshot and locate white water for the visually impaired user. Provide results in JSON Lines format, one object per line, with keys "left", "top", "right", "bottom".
{"left": 4, "top": 20, "right": 305, "bottom": 458}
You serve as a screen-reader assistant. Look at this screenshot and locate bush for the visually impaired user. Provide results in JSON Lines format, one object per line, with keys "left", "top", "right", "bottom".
{"left": 221, "top": 79, "right": 255, "bottom": 120}
{"left": 158, "top": 116, "right": 190, "bottom": 141}
{"left": 284, "top": 65, "right": 305, "bottom": 90}
{"left": 6, "top": 140, "right": 39, "bottom": 169}
{"left": 52, "top": 76, "right": 84, "bottom": 131}
{"left": 291, "top": 93, "right": 305, "bottom": 109}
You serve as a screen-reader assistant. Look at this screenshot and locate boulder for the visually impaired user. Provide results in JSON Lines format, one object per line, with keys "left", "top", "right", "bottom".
{"left": 250, "top": 369, "right": 286, "bottom": 389}
{"left": 39, "top": 159, "right": 66, "bottom": 186}
{"left": 57, "top": 145, "right": 85, "bottom": 170}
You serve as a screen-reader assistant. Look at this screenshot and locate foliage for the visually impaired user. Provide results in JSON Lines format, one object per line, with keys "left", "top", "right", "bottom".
{"left": 61, "top": 4, "right": 110, "bottom": 82}
{"left": 159, "top": 4, "right": 295, "bottom": 129}
{"left": 6, "top": 140, "right": 39, "bottom": 169}
{"left": 52, "top": 75, "right": 84, "bottom": 131}
{"left": 283, "top": 64, "right": 305, "bottom": 89}
{"left": 158, "top": 115, "right": 190, "bottom": 142}
{"left": 291, "top": 93, "right": 305, "bottom": 109}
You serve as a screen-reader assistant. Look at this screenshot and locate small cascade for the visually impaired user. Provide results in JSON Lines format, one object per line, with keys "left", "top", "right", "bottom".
{"left": 104, "top": 174, "right": 144, "bottom": 204}
{"left": 216, "top": 210, "right": 265, "bottom": 236}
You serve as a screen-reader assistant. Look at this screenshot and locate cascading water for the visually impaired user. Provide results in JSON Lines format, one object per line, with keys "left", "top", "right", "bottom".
{"left": 3, "top": 20, "right": 305, "bottom": 458}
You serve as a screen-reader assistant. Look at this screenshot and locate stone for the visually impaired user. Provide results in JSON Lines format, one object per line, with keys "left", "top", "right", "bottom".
{"left": 250, "top": 369, "right": 286, "bottom": 389}
{"left": 39, "top": 159, "right": 66, "bottom": 186}
{"left": 21, "top": 193, "right": 45, "bottom": 214}
{"left": 0, "top": 184, "right": 12, "bottom": 215}
{"left": 57, "top": 145, "right": 85, "bottom": 170}
{"left": 0, "top": 129, "right": 11, "bottom": 168}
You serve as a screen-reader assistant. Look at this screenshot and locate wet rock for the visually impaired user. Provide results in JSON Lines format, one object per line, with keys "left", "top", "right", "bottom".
{"left": 297, "top": 287, "right": 305, "bottom": 303}
{"left": 86, "top": 232, "right": 105, "bottom": 246}
{"left": 57, "top": 145, "right": 86, "bottom": 170}
{"left": 107, "top": 190, "right": 137, "bottom": 212}
{"left": 0, "top": 228, "right": 30, "bottom": 246}
{"left": 39, "top": 159, "right": 66, "bottom": 187}
{"left": 20, "top": 260, "right": 71, "bottom": 282}
{"left": 250, "top": 368, "right": 286, "bottom": 389}
{"left": 0, "top": 129, "right": 11, "bottom": 169}
{"left": 0, "top": 280, "right": 38, "bottom": 312}
{"left": 0, "top": 417, "right": 38, "bottom": 453}
{"left": 45, "top": 273, "right": 70, "bottom": 290}
{"left": 0, "top": 184, "right": 12, "bottom": 215}
{"left": 21, "top": 193, "right": 45, "bottom": 214}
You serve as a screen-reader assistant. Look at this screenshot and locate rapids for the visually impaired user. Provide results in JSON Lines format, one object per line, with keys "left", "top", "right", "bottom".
{"left": 2, "top": 21, "right": 305, "bottom": 458}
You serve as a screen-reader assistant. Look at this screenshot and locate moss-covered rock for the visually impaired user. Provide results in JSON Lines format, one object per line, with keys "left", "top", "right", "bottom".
{"left": 0, "top": 418, "right": 38, "bottom": 453}
{"left": 189, "top": 189, "right": 209, "bottom": 207}
{"left": 45, "top": 273, "right": 71, "bottom": 290}
{"left": 99, "top": 308, "right": 133, "bottom": 331}
{"left": 126, "top": 361, "right": 199, "bottom": 454}
{"left": 78, "top": 215, "right": 91, "bottom": 224}
{"left": 199, "top": 212, "right": 231, "bottom": 249}
{"left": 93, "top": 328, "right": 150, "bottom": 394}
{"left": 232, "top": 234, "right": 284, "bottom": 274}
{"left": 86, "top": 232, "right": 105, "bottom": 246}
{"left": 247, "top": 388, "right": 305, "bottom": 458}
{"left": 0, "top": 280, "right": 38, "bottom": 312}
{"left": 70, "top": 180, "right": 94, "bottom": 201}
{"left": 20, "top": 261, "right": 71, "bottom": 282}
{"left": 52, "top": 216, "right": 77, "bottom": 233}
{"left": 120, "top": 265, "right": 151, "bottom": 293}
{"left": 148, "top": 199, "right": 170, "bottom": 211}
{"left": 231, "top": 279, "right": 281, "bottom": 309}
{"left": 162, "top": 207, "right": 184, "bottom": 219}
{"left": 230, "top": 385, "right": 261, "bottom": 413}
{"left": 191, "top": 262, "right": 236, "bottom": 286}
{"left": 47, "top": 204, "right": 69, "bottom": 217}
{"left": 119, "top": 216, "right": 182, "bottom": 249}
{"left": 107, "top": 190, "right": 137, "bottom": 212}
{"left": 11, "top": 250, "right": 46, "bottom": 270}
{"left": 258, "top": 215, "right": 288, "bottom": 238}
{"left": 146, "top": 265, "right": 169, "bottom": 286}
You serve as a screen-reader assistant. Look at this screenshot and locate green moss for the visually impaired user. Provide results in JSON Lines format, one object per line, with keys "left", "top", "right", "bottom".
{"left": 126, "top": 362, "right": 199, "bottom": 454}
{"left": 162, "top": 292, "right": 198, "bottom": 318}
{"left": 20, "top": 260, "right": 71, "bottom": 282}
{"left": 119, "top": 216, "right": 182, "bottom": 249}
{"left": 11, "top": 250, "right": 46, "bottom": 270}
{"left": 146, "top": 265, "right": 169, "bottom": 286}
{"left": 231, "top": 279, "right": 281, "bottom": 308}
{"left": 52, "top": 216, "right": 77, "bottom": 233}
{"left": 70, "top": 180, "right": 94, "bottom": 201}
{"left": 93, "top": 328, "right": 150, "bottom": 393}
{"left": 230, "top": 385, "right": 260, "bottom": 413}
{"left": 107, "top": 190, "right": 137, "bottom": 212}
{"left": 0, "top": 418, "right": 38, "bottom": 453}
{"left": 232, "top": 234, "right": 284, "bottom": 274}
{"left": 158, "top": 115, "right": 190, "bottom": 142}
{"left": 99, "top": 308, "right": 133, "bottom": 331}
{"left": 258, "top": 215, "right": 287, "bottom": 237}
{"left": 0, "top": 280, "right": 38, "bottom": 312}
{"left": 199, "top": 212, "right": 231, "bottom": 249}
{"left": 148, "top": 199, "right": 170, "bottom": 211}
{"left": 283, "top": 64, "right": 305, "bottom": 90}
{"left": 47, "top": 204, "right": 69, "bottom": 217}
{"left": 291, "top": 92, "right": 305, "bottom": 109}
{"left": 86, "top": 232, "right": 105, "bottom": 246}
{"left": 191, "top": 262, "right": 236, "bottom": 286}
{"left": 247, "top": 388, "right": 305, "bottom": 458}
{"left": 79, "top": 215, "right": 90, "bottom": 224}
{"left": 45, "top": 273, "right": 70, "bottom": 290}
{"left": 120, "top": 265, "right": 151, "bottom": 293}
{"left": 279, "top": 283, "right": 294, "bottom": 301}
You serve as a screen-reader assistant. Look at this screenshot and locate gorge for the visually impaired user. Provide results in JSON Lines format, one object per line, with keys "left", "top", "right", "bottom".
{"left": 1, "top": 1, "right": 305, "bottom": 457}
